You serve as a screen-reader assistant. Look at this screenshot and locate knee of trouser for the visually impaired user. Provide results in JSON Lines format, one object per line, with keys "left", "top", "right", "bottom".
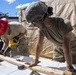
{"left": 53, "top": 48, "right": 65, "bottom": 62}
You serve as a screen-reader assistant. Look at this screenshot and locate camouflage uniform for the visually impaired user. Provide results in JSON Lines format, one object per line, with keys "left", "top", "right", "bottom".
{"left": 39, "top": 17, "right": 76, "bottom": 64}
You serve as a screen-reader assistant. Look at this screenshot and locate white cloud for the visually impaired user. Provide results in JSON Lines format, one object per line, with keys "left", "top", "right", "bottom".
{"left": 5, "top": 0, "right": 16, "bottom": 4}
{"left": 16, "top": 3, "right": 30, "bottom": 9}
{"left": 16, "top": 4, "right": 22, "bottom": 9}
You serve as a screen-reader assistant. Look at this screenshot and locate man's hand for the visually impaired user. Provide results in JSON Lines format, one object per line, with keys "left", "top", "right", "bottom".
{"left": 26, "top": 59, "right": 40, "bottom": 67}
{"left": 63, "top": 69, "right": 76, "bottom": 75}
{"left": 0, "top": 49, "right": 4, "bottom": 55}
{"left": 63, "top": 66, "right": 76, "bottom": 75}
{"left": 0, "top": 48, "right": 11, "bottom": 56}
{"left": 13, "top": 36, "right": 19, "bottom": 43}
{"left": 3, "top": 47, "right": 11, "bottom": 56}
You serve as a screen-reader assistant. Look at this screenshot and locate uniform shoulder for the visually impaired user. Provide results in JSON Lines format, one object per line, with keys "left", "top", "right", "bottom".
{"left": 50, "top": 16, "right": 70, "bottom": 23}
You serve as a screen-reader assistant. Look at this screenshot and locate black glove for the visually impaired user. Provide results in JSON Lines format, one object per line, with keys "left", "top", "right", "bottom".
{"left": 0, "top": 47, "right": 12, "bottom": 56}
{"left": 3, "top": 47, "right": 11, "bottom": 56}
{"left": 0, "top": 41, "right": 3, "bottom": 50}
{"left": 13, "top": 36, "right": 19, "bottom": 43}
{"left": 0, "top": 49, "right": 4, "bottom": 55}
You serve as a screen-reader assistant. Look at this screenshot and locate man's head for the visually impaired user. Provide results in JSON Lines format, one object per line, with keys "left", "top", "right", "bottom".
{"left": 25, "top": 1, "right": 53, "bottom": 25}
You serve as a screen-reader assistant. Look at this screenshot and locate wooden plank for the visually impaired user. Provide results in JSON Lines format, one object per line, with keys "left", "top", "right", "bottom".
{"left": 0, "top": 55, "right": 64, "bottom": 75}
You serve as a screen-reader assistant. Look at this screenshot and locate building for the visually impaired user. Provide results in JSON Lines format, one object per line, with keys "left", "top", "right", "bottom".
{"left": 8, "top": 16, "right": 19, "bottom": 22}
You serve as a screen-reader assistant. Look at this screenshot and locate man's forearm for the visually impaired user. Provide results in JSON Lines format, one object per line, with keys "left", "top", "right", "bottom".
{"left": 18, "top": 30, "right": 26, "bottom": 39}
{"left": 63, "top": 36, "right": 72, "bottom": 66}
{"left": 35, "top": 44, "right": 42, "bottom": 61}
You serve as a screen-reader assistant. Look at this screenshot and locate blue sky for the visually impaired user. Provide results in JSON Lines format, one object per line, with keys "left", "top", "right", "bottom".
{"left": 0, "top": 0, "right": 38, "bottom": 16}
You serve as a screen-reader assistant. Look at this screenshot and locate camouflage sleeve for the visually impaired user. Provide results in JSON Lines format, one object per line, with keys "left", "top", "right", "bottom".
{"left": 58, "top": 18, "right": 73, "bottom": 35}
{"left": 18, "top": 25, "right": 26, "bottom": 34}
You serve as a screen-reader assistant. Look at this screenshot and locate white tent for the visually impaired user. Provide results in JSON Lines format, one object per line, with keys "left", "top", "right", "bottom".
{"left": 41, "top": 0, "right": 76, "bottom": 26}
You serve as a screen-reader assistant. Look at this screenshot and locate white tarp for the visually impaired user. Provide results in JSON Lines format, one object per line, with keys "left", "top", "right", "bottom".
{"left": 41, "top": 0, "right": 76, "bottom": 26}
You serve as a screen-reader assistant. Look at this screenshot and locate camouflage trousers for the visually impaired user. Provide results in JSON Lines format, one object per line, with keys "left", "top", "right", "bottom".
{"left": 53, "top": 46, "right": 76, "bottom": 64}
